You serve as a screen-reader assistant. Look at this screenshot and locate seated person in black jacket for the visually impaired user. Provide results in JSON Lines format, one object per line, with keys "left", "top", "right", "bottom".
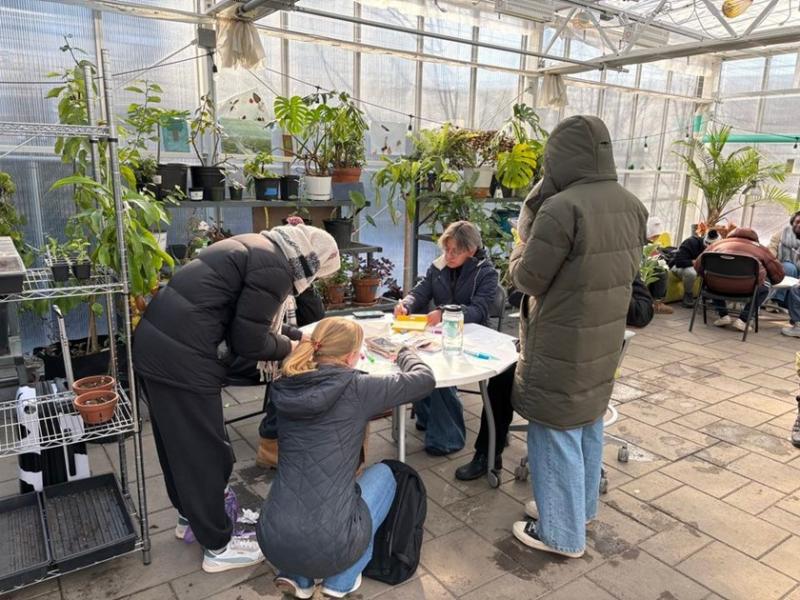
{"left": 670, "top": 229, "right": 719, "bottom": 308}
{"left": 455, "top": 278, "right": 653, "bottom": 481}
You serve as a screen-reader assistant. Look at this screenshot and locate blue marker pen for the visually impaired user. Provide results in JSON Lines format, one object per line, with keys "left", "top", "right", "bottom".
{"left": 464, "top": 350, "right": 497, "bottom": 360}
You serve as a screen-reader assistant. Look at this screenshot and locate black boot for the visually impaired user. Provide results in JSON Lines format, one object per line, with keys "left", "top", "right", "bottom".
{"left": 792, "top": 396, "right": 800, "bottom": 449}
{"left": 681, "top": 292, "right": 695, "bottom": 309}
{"left": 454, "top": 452, "right": 503, "bottom": 481}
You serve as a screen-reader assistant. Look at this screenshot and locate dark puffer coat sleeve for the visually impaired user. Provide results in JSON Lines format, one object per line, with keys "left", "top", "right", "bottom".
{"left": 228, "top": 256, "right": 295, "bottom": 361}
{"left": 354, "top": 348, "right": 436, "bottom": 417}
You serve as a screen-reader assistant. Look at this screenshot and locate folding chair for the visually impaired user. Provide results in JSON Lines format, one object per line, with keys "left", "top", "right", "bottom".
{"left": 689, "top": 253, "right": 761, "bottom": 342}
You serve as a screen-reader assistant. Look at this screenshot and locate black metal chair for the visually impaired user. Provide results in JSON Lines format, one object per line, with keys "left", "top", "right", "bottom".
{"left": 689, "top": 253, "right": 761, "bottom": 342}
{"left": 489, "top": 284, "right": 507, "bottom": 332}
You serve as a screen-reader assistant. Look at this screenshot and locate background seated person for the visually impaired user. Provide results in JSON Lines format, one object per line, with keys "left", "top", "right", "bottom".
{"left": 695, "top": 227, "right": 784, "bottom": 332}
{"left": 669, "top": 226, "right": 720, "bottom": 308}
{"left": 395, "top": 220, "right": 499, "bottom": 456}
{"left": 768, "top": 210, "right": 800, "bottom": 304}
{"left": 454, "top": 275, "right": 653, "bottom": 481}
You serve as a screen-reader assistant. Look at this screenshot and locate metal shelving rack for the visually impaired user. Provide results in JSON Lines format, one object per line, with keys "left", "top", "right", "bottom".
{"left": 0, "top": 48, "right": 150, "bottom": 591}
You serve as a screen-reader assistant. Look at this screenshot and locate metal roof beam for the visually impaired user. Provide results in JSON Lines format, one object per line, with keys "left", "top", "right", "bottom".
{"left": 554, "top": 0, "right": 704, "bottom": 41}
{"left": 743, "top": 0, "right": 780, "bottom": 37}
{"left": 540, "top": 25, "right": 800, "bottom": 75}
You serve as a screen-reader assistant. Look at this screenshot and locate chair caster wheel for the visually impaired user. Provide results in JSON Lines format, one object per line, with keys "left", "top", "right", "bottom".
{"left": 514, "top": 464, "right": 529, "bottom": 482}
{"left": 488, "top": 470, "right": 501, "bottom": 488}
{"left": 599, "top": 477, "right": 608, "bottom": 495}
{"left": 618, "top": 445, "right": 629, "bottom": 463}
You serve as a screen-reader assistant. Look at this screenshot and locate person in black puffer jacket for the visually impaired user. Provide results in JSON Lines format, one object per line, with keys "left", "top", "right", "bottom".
{"left": 133, "top": 225, "right": 340, "bottom": 574}
{"left": 259, "top": 317, "right": 435, "bottom": 599}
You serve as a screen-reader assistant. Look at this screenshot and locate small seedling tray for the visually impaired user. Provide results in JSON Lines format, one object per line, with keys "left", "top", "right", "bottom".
{"left": 0, "top": 493, "right": 50, "bottom": 591}
{"left": 0, "top": 237, "right": 26, "bottom": 294}
{"left": 43, "top": 473, "right": 136, "bottom": 572}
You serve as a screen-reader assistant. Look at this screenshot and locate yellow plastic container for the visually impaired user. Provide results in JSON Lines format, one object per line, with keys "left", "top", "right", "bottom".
{"left": 392, "top": 315, "right": 428, "bottom": 332}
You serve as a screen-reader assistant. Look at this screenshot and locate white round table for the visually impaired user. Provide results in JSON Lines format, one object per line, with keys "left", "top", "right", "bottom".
{"left": 303, "top": 314, "right": 518, "bottom": 487}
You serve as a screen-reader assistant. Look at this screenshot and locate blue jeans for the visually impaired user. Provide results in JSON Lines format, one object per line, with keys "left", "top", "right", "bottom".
{"left": 776, "top": 262, "right": 798, "bottom": 304}
{"left": 787, "top": 284, "right": 800, "bottom": 324}
{"left": 279, "top": 463, "right": 397, "bottom": 592}
{"left": 414, "top": 387, "right": 465, "bottom": 454}
{"left": 712, "top": 285, "right": 769, "bottom": 322}
{"left": 527, "top": 417, "right": 604, "bottom": 554}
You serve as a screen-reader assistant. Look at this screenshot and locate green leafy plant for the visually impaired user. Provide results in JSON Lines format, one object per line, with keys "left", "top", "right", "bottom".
{"left": 411, "top": 123, "right": 475, "bottom": 172}
{"left": 243, "top": 152, "right": 279, "bottom": 186}
{"left": 67, "top": 238, "right": 90, "bottom": 262}
{"left": 372, "top": 155, "right": 435, "bottom": 222}
{"left": 46, "top": 237, "right": 70, "bottom": 263}
{"left": 640, "top": 243, "right": 668, "bottom": 286}
{"left": 675, "top": 125, "right": 794, "bottom": 226}
{"left": 272, "top": 93, "right": 337, "bottom": 176}
{"left": 353, "top": 256, "right": 395, "bottom": 284}
{"left": 120, "top": 80, "right": 189, "bottom": 184}
{"left": 0, "top": 172, "right": 34, "bottom": 266}
{"left": 497, "top": 143, "right": 539, "bottom": 190}
{"left": 329, "top": 93, "right": 368, "bottom": 170}
{"left": 190, "top": 94, "right": 228, "bottom": 167}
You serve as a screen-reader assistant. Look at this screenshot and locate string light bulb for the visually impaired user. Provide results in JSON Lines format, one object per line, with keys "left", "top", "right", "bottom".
{"left": 408, "top": 115, "right": 413, "bottom": 132}
{"left": 794, "top": 137, "right": 798, "bottom": 150}
{"left": 643, "top": 137, "right": 649, "bottom": 151}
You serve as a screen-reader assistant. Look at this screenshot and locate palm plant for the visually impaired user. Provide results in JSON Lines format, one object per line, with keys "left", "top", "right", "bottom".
{"left": 675, "top": 125, "right": 793, "bottom": 226}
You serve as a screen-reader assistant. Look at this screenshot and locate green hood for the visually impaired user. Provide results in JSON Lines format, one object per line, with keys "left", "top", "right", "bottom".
{"left": 539, "top": 115, "right": 617, "bottom": 202}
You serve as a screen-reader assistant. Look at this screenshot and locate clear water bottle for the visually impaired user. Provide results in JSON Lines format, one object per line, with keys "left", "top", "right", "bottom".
{"left": 442, "top": 304, "right": 464, "bottom": 355}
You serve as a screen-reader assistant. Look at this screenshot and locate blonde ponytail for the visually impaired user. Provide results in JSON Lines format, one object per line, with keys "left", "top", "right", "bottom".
{"left": 282, "top": 317, "right": 364, "bottom": 377}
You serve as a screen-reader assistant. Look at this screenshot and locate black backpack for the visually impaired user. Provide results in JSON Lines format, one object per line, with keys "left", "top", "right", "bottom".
{"left": 363, "top": 459, "right": 427, "bottom": 585}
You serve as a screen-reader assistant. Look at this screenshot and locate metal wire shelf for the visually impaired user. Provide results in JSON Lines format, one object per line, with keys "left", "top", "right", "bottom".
{"left": 0, "top": 268, "right": 125, "bottom": 303}
{"left": 0, "top": 386, "right": 135, "bottom": 457}
{"left": 0, "top": 122, "right": 111, "bottom": 139}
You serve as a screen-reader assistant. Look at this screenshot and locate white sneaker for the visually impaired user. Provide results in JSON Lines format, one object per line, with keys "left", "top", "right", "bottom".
{"left": 275, "top": 576, "right": 315, "bottom": 599}
{"left": 524, "top": 500, "right": 594, "bottom": 525}
{"left": 782, "top": 324, "right": 800, "bottom": 338}
{"left": 202, "top": 535, "right": 264, "bottom": 573}
{"left": 713, "top": 315, "right": 733, "bottom": 327}
{"left": 512, "top": 520, "right": 584, "bottom": 558}
{"left": 175, "top": 515, "right": 190, "bottom": 540}
{"left": 733, "top": 318, "right": 752, "bottom": 332}
{"left": 322, "top": 574, "right": 362, "bottom": 598}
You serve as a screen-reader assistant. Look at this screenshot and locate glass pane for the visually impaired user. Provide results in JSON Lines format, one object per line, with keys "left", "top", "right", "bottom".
{"left": 716, "top": 98, "right": 759, "bottom": 131}
{"left": 288, "top": 41, "right": 354, "bottom": 96}
{"left": 361, "top": 5, "right": 417, "bottom": 52}
{"left": 653, "top": 173, "right": 684, "bottom": 238}
{"left": 562, "top": 86, "right": 598, "bottom": 118}
{"left": 0, "top": 0, "right": 95, "bottom": 135}
{"left": 568, "top": 37, "right": 601, "bottom": 82}
{"left": 288, "top": 0, "right": 354, "bottom": 41}
{"left": 640, "top": 64, "right": 668, "bottom": 92}
{"left": 602, "top": 90, "right": 634, "bottom": 170}
{"left": 767, "top": 53, "right": 797, "bottom": 90}
{"left": 475, "top": 28, "right": 522, "bottom": 130}
{"left": 360, "top": 54, "right": 416, "bottom": 160}
{"left": 719, "top": 57, "right": 766, "bottom": 96}
{"left": 628, "top": 96, "right": 665, "bottom": 170}
{"left": 626, "top": 173, "right": 656, "bottom": 208}
{"left": 421, "top": 63, "right": 470, "bottom": 125}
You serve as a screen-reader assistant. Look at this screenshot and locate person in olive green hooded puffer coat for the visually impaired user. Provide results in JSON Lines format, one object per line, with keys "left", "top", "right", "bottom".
{"left": 509, "top": 115, "right": 647, "bottom": 559}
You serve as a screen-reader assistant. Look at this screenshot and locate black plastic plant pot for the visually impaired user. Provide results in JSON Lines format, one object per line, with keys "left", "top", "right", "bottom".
{"left": 229, "top": 186, "right": 243, "bottom": 201}
{"left": 190, "top": 165, "right": 225, "bottom": 190}
{"left": 207, "top": 187, "right": 225, "bottom": 202}
{"left": 280, "top": 175, "right": 300, "bottom": 201}
{"left": 254, "top": 177, "right": 281, "bottom": 200}
{"left": 51, "top": 263, "right": 70, "bottom": 282}
{"left": 169, "top": 244, "right": 188, "bottom": 261}
{"left": 72, "top": 262, "right": 91, "bottom": 280}
{"left": 157, "top": 163, "right": 188, "bottom": 200}
{"left": 323, "top": 218, "right": 353, "bottom": 249}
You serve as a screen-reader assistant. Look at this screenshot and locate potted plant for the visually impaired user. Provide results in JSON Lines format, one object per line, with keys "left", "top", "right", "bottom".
{"left": 640, "top": 243, "right": 668, "bottom": 299}
{"left": 464, "top": 130, "right": 512, "bottom": 198}
{"left": 323, "top": 190, "right": 371, "bottom": 248}
{"left": 0, "top": 171, "right": 33, "bottom": 267}
{"left": 494, "top": 103, "right": 548, "bottom": 196}
{"left": 244, "top": 152, "right": 281, "bottom": 200}
{"left": 675, "top": 125, "right": 794, "bottom": 226}
{"left": 329, "top": 92, "right": 368, "bottom": 184}
{"left": 272, "top": 93, "right": 336, "bottom": 200}
{"left": 46, "top": 237, "right": 71, "bottom": 282}
{"left": 352, "top": 256, "right": 395, "bottom": 305}
{"left": 280, "top": 174, "right": 300, "bottom": 201}
{"left": 318, "top": 261, "right": 351, "bottom": 307}
{"left": 229, "top": 179, "right": 244, "bottom": 201}
{"left": 74, "top": 389, "right": 119, "bottom": 425}
{"left": 73, "top": 374, "right": 115, "bottom": 395}
{"left": 189, "top": 94, "right": 228, "bottom": 202}
{"left": 119, "top": 80, "right": 190, "bottom": 200}
{"left": 67, "top": 238, "right": 92, "bottom": 280}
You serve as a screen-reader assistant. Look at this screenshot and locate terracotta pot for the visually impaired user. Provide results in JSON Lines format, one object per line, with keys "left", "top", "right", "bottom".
{"left": 74, "top": 390, "right": 119, "bottom": 425}
{"left": 73, "top": 375, "right": 116, "bottom": 396}
{"left": 352, "top": 277, "right": 381, "bottom": 304}
{"left": 331, "top": 167, "right": 362, "bottom": 184}
{"left": 326, "top": 283, "right": 347, "bottom": 306}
